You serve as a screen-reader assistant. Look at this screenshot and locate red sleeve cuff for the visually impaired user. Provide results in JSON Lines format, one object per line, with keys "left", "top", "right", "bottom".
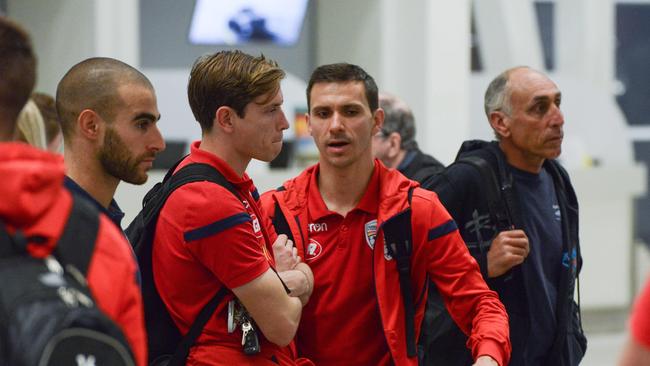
{"left": 474, "top": 338, "right": 509, "bottom": 366}
{"left": 226, "top": 258, "right": 270, "bottom": 289}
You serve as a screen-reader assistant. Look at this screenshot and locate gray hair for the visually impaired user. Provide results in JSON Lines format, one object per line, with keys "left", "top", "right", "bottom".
{"left": 484, "top": 69, "right": 514, "bottom": 118}
{"left": 379, "top": 93, "right": 418, "bottom": 150}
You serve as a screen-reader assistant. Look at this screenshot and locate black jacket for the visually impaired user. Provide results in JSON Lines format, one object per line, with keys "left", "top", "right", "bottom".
{"left": 422, "top": 140, "right": 586, "bottom": 366}
{"left": 398, "top": 148, "right": 444, "bottom": 184}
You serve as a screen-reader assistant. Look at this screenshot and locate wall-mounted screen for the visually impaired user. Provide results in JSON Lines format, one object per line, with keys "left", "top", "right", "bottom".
{"left": 189, "top": 0, "right": 309, "bottom": 46}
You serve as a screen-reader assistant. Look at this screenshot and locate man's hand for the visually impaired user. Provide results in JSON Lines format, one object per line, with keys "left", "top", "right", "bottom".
{"left": 272, "top": 234, "right": 300, "bottom": 272}
{"left": 487, "top": 229, "right": 529, "bottom": 278}
{"left": 277, "top": 262, "right": 314, "bottom": 306}
{"left": 473, "top": 355, "right": 499, "bottom": 366}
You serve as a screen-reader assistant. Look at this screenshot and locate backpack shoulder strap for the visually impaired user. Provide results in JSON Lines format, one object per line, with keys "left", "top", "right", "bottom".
{"left": 148, "top": 162, "right": 241, "bottom": 365}
{"left": 453, "top": 155, "right": 514, "bottom": 231}
{"left": 167, "top": 287, "right": 229, "bottom": 366}
{"left": 383, "top": 186, "right": 417, "bottom": 357}
{"left": 142, "top": 162, "right": 241, "bottom": 227}
{"left": 55, "top": 194, "right": 100, "bottom": 276}
{"left": 271, "top": 186, "right": 295, "bottom": 244}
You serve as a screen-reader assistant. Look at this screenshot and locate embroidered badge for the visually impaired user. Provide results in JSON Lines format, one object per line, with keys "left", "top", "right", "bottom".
{"left": 365, "top": 219, "right": 377, "bottom": 250}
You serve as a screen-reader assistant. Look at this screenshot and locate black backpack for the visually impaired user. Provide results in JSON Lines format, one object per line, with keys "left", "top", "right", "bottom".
{"left": 125, "top": 159, "right": 239, "bottom": 366}
{"left": 0, "top": 195, "right": 135, "bottom": 366}
{"left": 417, "top": 142, "right": 516, "bottom": 365}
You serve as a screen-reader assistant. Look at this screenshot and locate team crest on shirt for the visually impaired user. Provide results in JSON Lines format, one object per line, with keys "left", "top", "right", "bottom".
{"left": 305, "top": 238, "right": 323, "bottom": 261}
{"left": 365, "top": 219, "right": 377, "bottom": 250}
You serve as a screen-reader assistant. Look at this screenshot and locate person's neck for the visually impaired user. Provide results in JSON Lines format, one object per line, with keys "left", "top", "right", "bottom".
{"left": 65, "top": 148, "right": 119, "bottom": 209}
{"left": 388, "top": 149, "right": 408, "bottom": 169}
{"left": 199, "top": 136, "right": 249, "bottom": 177}
{"left": 318, "top": 158, "right": 375, "bottom": 216}
{"left": 498, "top": 140, "right": 544, "bottom": 173}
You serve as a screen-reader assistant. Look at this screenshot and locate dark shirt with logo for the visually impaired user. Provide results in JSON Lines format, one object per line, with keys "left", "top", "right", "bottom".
{"left": 511, "top": 166, "right": 562, "bottom": 364}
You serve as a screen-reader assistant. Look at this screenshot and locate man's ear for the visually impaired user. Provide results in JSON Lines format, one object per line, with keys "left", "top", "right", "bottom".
{"left": 489, "top": 111, "right": 511, "bottom": 139}
{"left": 306, "top": 112, "right": 313, "bottom": 135}
{"left": 215, "top": 106, "right": 236, "bottom": 133}
{"left": 77, "top": 109, "right": 102, "bottom": 140}
{"left": 372, "top": 108, "right": 385, "bottom": 135}
{"left": 387, "top": 132, "right": 402, "bottom": 158}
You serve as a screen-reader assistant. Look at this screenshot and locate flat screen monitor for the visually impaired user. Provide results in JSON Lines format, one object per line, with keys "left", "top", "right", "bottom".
{"left": 188, "top": 0, "right": 309, "bottom": 46}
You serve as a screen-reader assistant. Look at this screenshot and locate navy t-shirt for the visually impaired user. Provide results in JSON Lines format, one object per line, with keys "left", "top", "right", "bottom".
{"left": 511, "top": 165, "right": 562, "bottom": 364}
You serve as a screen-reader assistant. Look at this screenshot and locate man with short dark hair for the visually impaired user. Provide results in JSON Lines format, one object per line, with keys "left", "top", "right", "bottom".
{"left": 0, "top": 17, "right": 146, "bottom": 366}
{"left": 372, "top": 93, "right": 443, "bottom": 183}
{"left": 56, "top": 57, "right": 166, "bottom": 229}
{"left": 152, "top": 50, "right": 313, "bottom": 365}
{"left": 0, "top": 17, "right": 35, "bottom": 140}
{"left": 261, "top": 63, "right": 510, "bottom": 366}
{"left": 425, "top": 66, "right": 586, "bottom": 366}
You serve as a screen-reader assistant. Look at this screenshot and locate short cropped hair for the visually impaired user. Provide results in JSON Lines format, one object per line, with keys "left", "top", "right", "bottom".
{"left": 0, "top": 17, "right": 36, "bottom": 135}
{"left": 187, "top": 50, "right": 285, "bottom": 132}
{"left": 306, "top": 63, "right": 378, "bottom": 112}
{"left": 379, "top": 93, "right": 418, "bottom": 150}
{"left": 56, "top": 57, "right": 153, "bottom": 140}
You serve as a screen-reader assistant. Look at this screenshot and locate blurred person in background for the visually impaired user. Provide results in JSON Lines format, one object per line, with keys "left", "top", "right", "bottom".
{"left": 372, "top": 92, "right": 443, "bottom": 183}
{"left": 619, "top": 276, "right": 650, "bottom": 366}
{"left": 15, "top": 98, "right": 47, "bottom": 149}
{"left": 32, "top": 91, "right": 63, "bottom": 153}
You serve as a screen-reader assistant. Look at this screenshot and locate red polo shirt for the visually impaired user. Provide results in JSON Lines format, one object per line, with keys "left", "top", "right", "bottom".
{"left": 296, "top": 165, "right": 391, "bottom": 365}
{"left": 153, "top": 141, "right": 294, "bottom": 365}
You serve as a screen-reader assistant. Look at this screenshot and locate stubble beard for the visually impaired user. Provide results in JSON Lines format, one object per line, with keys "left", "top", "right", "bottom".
{"left": 97, "top": 127, "right": 151, "bottom": 185}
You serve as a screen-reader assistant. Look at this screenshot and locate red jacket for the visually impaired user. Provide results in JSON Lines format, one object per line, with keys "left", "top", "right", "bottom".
{"left": 0, "top": 143, "right": 147, "bottom": 366}
{"left": 260, "top": 162, "right": 511, "bottom": 366}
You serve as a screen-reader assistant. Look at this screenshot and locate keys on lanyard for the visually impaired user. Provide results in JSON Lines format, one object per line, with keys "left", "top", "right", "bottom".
{"left": 241, "top": 317, "right": 260, "bottom": 355}
{"left": 228, "top": 299, "right": 261, "bottom": 355}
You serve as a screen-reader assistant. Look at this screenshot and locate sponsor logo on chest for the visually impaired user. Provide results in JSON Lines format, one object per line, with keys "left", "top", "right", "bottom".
{"left": 305, "top": 238, "right": 323, "bottom": 260}
{"left": 308, "top": 222, "right": 328, "bottom": 233}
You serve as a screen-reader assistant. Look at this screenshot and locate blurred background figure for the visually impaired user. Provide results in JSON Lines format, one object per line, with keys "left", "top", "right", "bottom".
{"left": 15, "top": 99, "right": 47, "bottom": 149}
{"left": 372, "top": 93, "right": 444, "bottom": 184}
{"left": 32, "top": 92, "right": 63, "bottom": 153}
{"left": 619, "top": 275, "right": 650, "bottom": 366}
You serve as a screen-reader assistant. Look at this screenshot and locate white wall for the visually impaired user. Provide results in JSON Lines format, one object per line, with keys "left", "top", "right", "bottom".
{"left": 316, "top": 0, "right": 471, "bottom": 164}
{"left": 8, "top": 0, "right": 138, "bottom": 95}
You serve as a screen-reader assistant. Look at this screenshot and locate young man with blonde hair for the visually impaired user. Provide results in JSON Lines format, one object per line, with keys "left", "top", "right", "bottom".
{"left": 152, "top": 50, "right": 313, "bottom": 365}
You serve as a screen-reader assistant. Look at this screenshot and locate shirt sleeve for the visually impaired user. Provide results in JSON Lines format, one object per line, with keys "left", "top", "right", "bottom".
{"left": 169, "top": 182, "right": 270, "bottom": 289}
{"left": 419, "top": 191, "right": 511, "bottom": 366}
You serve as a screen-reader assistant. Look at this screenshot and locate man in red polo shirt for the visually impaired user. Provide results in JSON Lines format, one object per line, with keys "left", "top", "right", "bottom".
{"left": 151, "top": 50, "right": 313, "bottom": 365}
{"left": 260, "top": 63, "right": 511, "bottom": 366}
